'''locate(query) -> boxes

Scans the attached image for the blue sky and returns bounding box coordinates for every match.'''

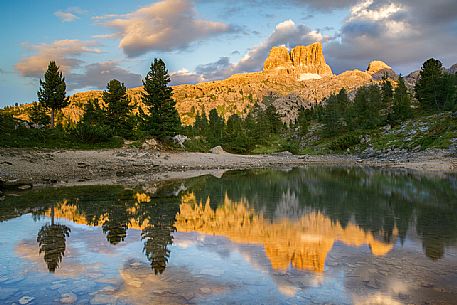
[1,0,457,107]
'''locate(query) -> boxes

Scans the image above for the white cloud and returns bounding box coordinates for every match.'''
[54,7,85,22]
[170,69,205,85]
[348,0,403,22]
[99,0,234,57]
[54,11,79,22]
[16,40,102,78]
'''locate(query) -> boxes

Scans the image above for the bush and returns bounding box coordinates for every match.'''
[184,137,210,152]
[69,123,113,144]
[281,140,300,155]
[329,134,361,152]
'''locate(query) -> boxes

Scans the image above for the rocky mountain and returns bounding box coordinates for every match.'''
[11,42,395,125]
[263,42,333,78]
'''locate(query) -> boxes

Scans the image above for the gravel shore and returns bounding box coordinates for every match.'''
[0,148,456,187]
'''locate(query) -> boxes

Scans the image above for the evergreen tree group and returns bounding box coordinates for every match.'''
[186,102,285,153]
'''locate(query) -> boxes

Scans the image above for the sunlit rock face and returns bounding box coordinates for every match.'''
[263,46,293,71]
[264,42,333,77]
[175,193,396,272]
[367,61,392,75]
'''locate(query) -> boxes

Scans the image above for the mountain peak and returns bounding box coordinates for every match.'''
[263,42,333,77]
[367,60,392,74]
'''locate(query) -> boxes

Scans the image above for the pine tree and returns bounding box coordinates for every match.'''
[415,58,446,112]
[142,59,181,139]
[224,114,250,153]
[265,105,282,134]
[390,75,413,124]
[208,109,224,146]
[102,79,133,136]
[296,106,309,136]
[28,102,50,126]
[37,61,69,127]
[322,89,349,136]
[381,78,394,105]
[352,85,383,130]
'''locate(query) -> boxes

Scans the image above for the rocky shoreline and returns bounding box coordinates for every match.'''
[0,148,456,191]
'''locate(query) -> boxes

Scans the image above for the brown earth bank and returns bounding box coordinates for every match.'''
[0,148,456,189]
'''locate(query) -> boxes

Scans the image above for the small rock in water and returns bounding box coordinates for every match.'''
[60,293,77,304]
[90,294,117,305]
[19,296,34,304]
[18,185,32,190]
[127,279,143,288]
[199,287,211,294]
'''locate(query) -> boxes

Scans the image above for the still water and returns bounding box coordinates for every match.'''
[1,167,457,305]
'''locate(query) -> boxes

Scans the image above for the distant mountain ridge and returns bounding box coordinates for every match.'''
[11,42,401,125]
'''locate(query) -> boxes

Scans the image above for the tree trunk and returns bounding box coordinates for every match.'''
[51,204,55,226]
[51,109,55,128]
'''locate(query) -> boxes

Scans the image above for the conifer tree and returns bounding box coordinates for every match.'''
[265,105,282,134]
[322,89,349,136]
[37,61,69,127]
[381,78,394,106]
[208,109,224,146]
[390,75,413,124]
[28,102,50,126]
[352,85,382,130]
[142,58,181,139]
[103,79,133,136]
[415,58,445,112]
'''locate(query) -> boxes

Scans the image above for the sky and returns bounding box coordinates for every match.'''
[1,0,457,107]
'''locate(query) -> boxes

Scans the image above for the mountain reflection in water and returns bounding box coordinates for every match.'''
[1,167,457,276]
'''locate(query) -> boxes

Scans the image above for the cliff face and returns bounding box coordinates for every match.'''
[263,42,333,77]
[12,42,394,125]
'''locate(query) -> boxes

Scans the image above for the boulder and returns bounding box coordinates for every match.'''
[172,134,189,148]
[210,146,226,154]
[141,138,159,150]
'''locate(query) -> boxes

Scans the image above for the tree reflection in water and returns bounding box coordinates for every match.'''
[139,196,180,274]
[36,203,71,273]
[0,167,452,274]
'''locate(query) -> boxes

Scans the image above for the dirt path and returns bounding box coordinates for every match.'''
[0,148,456,187]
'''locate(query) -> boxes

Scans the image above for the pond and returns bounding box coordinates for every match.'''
[1,167,457,304]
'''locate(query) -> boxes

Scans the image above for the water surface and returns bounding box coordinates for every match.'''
[1,167,457,304]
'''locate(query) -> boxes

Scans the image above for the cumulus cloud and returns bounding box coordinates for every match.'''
[171,19,326,85]
[170,69,205,85]
[326,0,457,73]
[54,7,85,22]
[15,40,101,78]
[68,61,142,90]
[199,0,358,11]
[99,0,234,57]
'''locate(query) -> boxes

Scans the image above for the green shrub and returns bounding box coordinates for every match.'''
[329,134,361,151]
[69,123,113,144]
[184,137,210,152]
